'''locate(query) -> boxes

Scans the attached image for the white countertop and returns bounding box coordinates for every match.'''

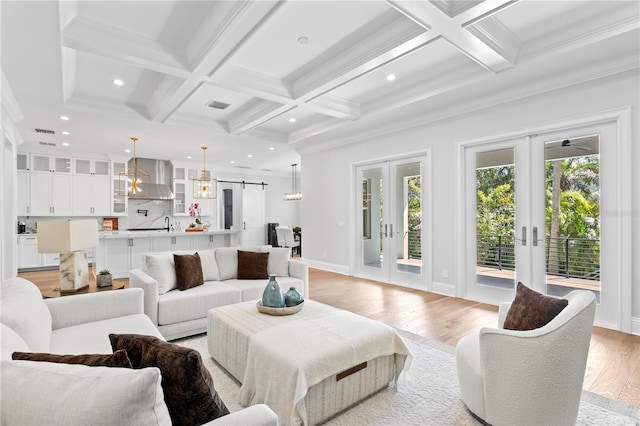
[99,229,240,238]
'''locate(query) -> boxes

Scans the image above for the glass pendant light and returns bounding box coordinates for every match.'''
[193,146,217,199]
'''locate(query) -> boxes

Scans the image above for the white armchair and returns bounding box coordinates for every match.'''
[455,290,596,426]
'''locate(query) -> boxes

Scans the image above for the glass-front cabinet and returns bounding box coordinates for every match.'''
[111,161,127,215]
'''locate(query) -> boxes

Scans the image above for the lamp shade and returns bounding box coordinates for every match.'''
[37,220,99,253]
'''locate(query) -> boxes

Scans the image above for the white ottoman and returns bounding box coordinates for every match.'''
[207,300,411,425]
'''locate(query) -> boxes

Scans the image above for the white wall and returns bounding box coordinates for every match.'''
[300,70,639,327]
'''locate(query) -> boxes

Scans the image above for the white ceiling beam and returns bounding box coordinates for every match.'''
[303,95,361,120]
[291,16,433,99]
[61,16,190,78]
[146,1,282,123]
[388,0,518,72]
[224,99,293,134]
[58,0,78,103]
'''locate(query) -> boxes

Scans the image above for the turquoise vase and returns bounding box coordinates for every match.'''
[284,287,304,307]
[262,275,285,308]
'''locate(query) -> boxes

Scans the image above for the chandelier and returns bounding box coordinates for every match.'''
[284,163,302,201]
[193,146,217,199]
[119,137,149,197]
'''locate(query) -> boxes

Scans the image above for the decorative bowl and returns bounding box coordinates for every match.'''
[256,300,304,316]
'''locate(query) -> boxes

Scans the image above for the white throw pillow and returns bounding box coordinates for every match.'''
[144,253,178,295]
[0,324,29,361]
[0,277,52,352]
[215,247,239,280]
[198,249,220,282]
[261,247,291,277]
[1,361,171,425]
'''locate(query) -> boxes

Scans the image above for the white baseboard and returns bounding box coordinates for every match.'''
[431,280,457,297]
[631,316,640,336]
[305,259,350,276]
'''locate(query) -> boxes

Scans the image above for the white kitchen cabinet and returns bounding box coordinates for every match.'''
[41,253,60,267]
[16,153,29,170]
[74,158,109,176]
[73,175,111,216]
[29,172,73,216]
[96,236,151,279]
[17,235,40,268]
[152,235,192,252]
[17,171,29,216]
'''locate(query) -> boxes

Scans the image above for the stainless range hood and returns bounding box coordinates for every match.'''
[127,158,175,200]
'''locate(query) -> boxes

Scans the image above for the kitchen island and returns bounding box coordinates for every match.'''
[95,229,240,279]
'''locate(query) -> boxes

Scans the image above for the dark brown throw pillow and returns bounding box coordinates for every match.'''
[12,349,133,368]
[109,333,229,426]
[174,252,204,291]
[237,250,269,279]
[503,282,569,331]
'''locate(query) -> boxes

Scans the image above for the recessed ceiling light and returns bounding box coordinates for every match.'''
[230,160,235,164]
[386,74,396,81]
[113,79,124,86]
[289,118,296,123]
[125,149,131,153]
[62,131,69,135]
[247,154,253,158]
[187,156,192,160]
[60,115,69,120]
[297,36,309,44]
[269,147,275,151]
[62,142,70,147]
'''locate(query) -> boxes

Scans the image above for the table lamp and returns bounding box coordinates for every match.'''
[37,219,98,293]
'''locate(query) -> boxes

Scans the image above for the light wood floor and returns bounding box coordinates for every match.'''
[18,267,640,408]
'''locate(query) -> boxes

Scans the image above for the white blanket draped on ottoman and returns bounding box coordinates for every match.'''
[239,310,412,425]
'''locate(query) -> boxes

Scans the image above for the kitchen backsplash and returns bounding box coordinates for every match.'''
[127,199,172,229]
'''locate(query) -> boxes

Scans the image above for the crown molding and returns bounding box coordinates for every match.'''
[295,52,638,156]
[519,12,639,63]
[1,70,24,125]
[465,15,521,65]
[304,94,361,120]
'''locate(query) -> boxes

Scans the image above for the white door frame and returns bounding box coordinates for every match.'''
[351,149,433,291]
[456,107,632,332]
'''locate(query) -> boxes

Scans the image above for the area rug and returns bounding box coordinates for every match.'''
[176,331,639,425]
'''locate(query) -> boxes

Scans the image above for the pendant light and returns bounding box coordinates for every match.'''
[284,163,302,201]
[119,137,150,197]
[193,146,217,199]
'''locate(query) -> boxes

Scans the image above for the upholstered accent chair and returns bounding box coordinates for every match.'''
[455,290,596,426]
[275,226,300,256]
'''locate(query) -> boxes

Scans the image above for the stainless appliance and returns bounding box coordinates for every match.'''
[126,158,175,200]
[17,221,26,234]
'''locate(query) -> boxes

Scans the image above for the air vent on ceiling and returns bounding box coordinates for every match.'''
[34,128,55,135]
[38,141,57,147]
[206,100,230,110]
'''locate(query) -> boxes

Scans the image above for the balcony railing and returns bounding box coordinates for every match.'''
[477,234,600,280]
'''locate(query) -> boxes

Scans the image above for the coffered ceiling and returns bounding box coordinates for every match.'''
[2,1,638,174]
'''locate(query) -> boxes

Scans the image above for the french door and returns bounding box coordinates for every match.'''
[355,154,428,287]
[463,121,623,328]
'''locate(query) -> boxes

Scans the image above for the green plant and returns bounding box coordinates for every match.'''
[98,268,111,275]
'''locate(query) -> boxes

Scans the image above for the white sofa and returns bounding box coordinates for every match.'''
[0,277,278,426]
[129,246,308,340]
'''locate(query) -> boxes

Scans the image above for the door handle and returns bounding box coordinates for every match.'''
[533,227,538,246]
[515,226,527,245]
[384,224,388,238]
[389,224,393,238]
